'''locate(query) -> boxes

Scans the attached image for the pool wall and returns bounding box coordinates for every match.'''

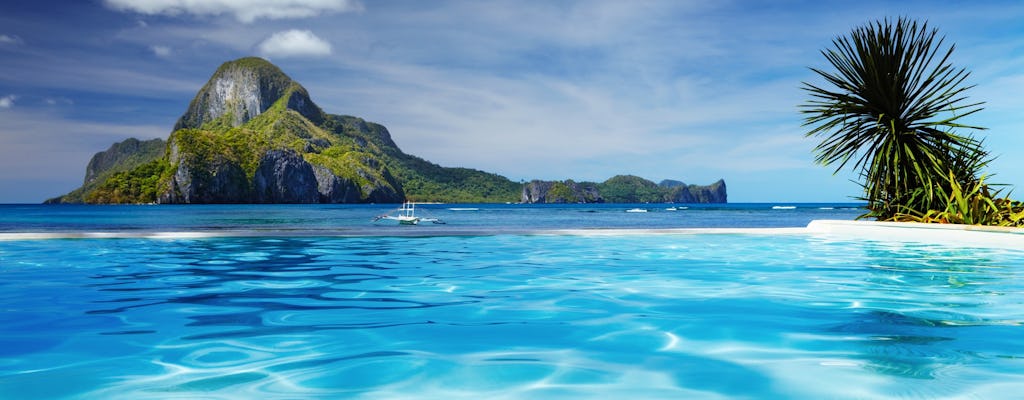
[807,219,1024,249]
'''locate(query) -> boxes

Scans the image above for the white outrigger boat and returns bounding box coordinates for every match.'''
[373,202,445,225]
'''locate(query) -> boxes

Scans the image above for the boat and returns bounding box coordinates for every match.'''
[625,208,648,213]
[373,202,445,225]
[665,207,678,211]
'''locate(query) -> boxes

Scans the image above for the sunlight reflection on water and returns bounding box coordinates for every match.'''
[1,232,1023,399]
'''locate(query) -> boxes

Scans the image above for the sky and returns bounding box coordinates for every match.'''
[1,1,1023,203]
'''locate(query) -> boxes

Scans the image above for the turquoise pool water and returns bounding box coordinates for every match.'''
[2,229,1023,399]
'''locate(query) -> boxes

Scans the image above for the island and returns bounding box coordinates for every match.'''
[47,57,725,204]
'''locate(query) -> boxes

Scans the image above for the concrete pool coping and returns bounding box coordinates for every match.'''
[804,219,1024,249]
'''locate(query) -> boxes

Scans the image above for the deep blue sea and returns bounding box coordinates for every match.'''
[3,203,1024,399]
[0,203,864,234]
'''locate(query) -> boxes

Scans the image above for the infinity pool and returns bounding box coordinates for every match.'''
[2,230,1022,399]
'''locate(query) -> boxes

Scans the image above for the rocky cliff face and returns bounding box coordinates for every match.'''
[253,149,319,203]
[312,164,361,203]
[160,148,249,203]
[663,179,727,203]
[521,180,603,203]
[173,57,323,131]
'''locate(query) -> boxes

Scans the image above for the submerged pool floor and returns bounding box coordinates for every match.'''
[2,232,1023,399]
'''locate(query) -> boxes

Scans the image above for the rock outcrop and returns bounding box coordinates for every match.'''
[522,180,603,203]
[253,149,319,203]
[160,148,249,204]
[662,179,727,203]
[173,57,323,131]
[522,177,727,204]
[688,179,727,203]
[312,164,361,203]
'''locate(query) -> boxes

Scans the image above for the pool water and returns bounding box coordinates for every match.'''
[2,232,1022,399]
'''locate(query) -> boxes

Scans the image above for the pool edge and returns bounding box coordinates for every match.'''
[806,219,1024,249]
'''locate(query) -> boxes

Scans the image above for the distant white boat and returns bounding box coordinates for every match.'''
[448,207,479,211]
[772,205,797,210]
[626,208,648,213]
[665,207,678,211]
[373,202,445,225]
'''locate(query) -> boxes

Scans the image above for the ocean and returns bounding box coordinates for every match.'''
[3,203,1024,399]
[0,203,865,235]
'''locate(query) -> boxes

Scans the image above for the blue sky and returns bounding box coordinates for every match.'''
[1,1,1022,203]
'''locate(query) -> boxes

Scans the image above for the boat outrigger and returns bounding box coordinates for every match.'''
[373,202,446,225]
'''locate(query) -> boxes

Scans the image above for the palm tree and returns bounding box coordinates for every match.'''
[801,17,987,219]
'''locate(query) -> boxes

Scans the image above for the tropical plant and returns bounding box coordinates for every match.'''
[801,17,988,220]
[893,171,1024,226]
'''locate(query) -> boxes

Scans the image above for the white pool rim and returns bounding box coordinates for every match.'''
[804,219,1024,249]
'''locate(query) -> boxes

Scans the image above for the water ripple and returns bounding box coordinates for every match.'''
[3,234,1024,399]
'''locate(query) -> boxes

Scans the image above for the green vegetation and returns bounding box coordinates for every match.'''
[323,114,521,203]
[45,138,166,204]
[387,154,521,203]
[85,158,171,203]
[801,17,1024,226]
[546,181,576,203]
[598,175,665,203]
[524,177,724,204]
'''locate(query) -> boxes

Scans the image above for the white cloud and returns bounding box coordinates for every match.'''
[43,97,73,106]
[103,0,363,23]
[0,95,15,108]
[257,29,332,58]
[0,34,23,45]
[150,45,172,57]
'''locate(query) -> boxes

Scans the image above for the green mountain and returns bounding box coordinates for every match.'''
[48,57,725,204]
[47,57,520,204]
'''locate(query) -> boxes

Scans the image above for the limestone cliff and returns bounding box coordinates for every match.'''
[173,57,323,130]
[521,180,603,203]
[661,179,727,203]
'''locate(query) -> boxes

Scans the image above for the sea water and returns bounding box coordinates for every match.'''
[2,204,1023,399]
[0,203,863,234]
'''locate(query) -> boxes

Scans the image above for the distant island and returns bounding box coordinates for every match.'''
[47,57,725,204]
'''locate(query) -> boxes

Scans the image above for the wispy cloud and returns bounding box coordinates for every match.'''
[0,95,15,108]
[150,45,172,58]
[3,0,1023,202]
[258,29,331,58]
[103,0,363,23]
[0,34,23,45]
